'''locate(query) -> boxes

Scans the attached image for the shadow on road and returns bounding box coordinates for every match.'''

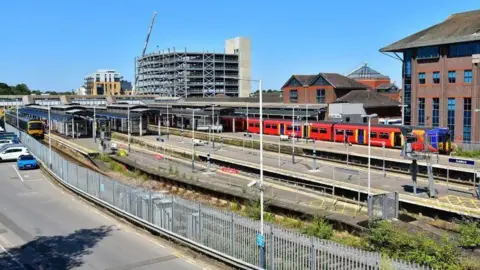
[0,225,114,269]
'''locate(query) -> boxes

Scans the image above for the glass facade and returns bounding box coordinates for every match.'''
[417,46,439,59]
[464,98,471,143]
[418,72,426,84]
[289,90,298,103]
[464,70,472,83]
[312,76,330,86]
[403,50,412,125]
[448,98,455,141]
[449,42,480,57]
[316,89,325,103]
[432,98,439,127]
[433,71,440,84]
[448,71,456,83]
[418,98,425,126]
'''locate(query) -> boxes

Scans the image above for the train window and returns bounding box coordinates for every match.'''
[272,124,277,129]
[294,126,300,131]
[320,128,327,134]
[370,132,377,138]
[255,123,260,127]
[286,126,293,131]
[311,127,319,133]
[249,123,254,127]
[265,124,271,128]
[335,129,344,135]
[346,130,354,136]
[379,132,389,139]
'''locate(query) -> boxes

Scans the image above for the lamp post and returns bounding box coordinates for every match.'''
[48,105,52,168]
[93,106,96,143]
[398,105,408,126]
[127,106,131,153]
[186,109,199,172]
[166,105,169,140]
[362,113,378,196]
[287,106,299,164]
[246,102,249,135]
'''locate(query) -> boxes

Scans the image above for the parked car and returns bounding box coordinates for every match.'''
[0,143,23,152]
[17,155,38,170]
[0,139,13,148]
[0,146,29,162]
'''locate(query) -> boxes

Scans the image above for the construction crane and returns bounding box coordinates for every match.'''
[133,11,157,95]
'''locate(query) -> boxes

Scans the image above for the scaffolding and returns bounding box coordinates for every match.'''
[136,49,239,97]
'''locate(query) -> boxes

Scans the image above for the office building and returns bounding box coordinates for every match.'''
[84,70,122,96]
[135,37,251,98]
[381,9,480,143]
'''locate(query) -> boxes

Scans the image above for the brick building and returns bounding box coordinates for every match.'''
[381,9,480,143]
[281,73,368,104]
[346,63,401,102]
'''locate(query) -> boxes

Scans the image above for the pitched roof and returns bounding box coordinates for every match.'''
[380,9,480,52]
[319,73,369,89]
[376,83,399,91]
[346,63,390,80]
[335,90,400,108]
[293,75,317,85]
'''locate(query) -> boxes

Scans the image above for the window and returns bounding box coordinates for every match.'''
[379,133,389,139]
[448,71,456,83]
[319,128,327,134]
[432,98,439,127]
[345,130,354,136]
[289,90,298,103]
[433,72,440,84]
[370,132,377,138]
[449,42,480,57]
[418,73,425,84]
[272,124,277,129]
[336,129,344,135]
[346,117,350,122]
[417,46,439,59]
[249,123,254,127]
[316,89,325,103]
[464,98,472,143]
[312,76,330,86]
[448,98,455,140]
[265,124,271,128]
[311,127,319,133]
[286,126,292,131]
[403,51,412,125]
[418,98,425,126]
[464,70,472,83]
[255,123,260,128]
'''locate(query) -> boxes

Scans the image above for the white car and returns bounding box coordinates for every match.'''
[0,146,29,162]
[0,139,13,148]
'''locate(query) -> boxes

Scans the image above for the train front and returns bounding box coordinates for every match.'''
[28,121,45,139]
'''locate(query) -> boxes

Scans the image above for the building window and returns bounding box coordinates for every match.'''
[418,73,425,84]
[432,98,439,127]
[289,90,298,103]
[403,50,412,125]
[449,42,480,57]
[433,72,440,84]
[448,71,456,83]
[448,98,455,141]
[316,89,325,103]
[418,98,425,126]
[464,70,472,83]
[417,46,439,59]
[464,98,472,143]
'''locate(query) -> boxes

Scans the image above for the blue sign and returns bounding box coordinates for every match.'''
[448,158,475,166]
[100,184,105,192]
[256,233,264,248]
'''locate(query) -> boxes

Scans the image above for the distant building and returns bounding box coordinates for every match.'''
[120,80,132,95]
[135,37,251,98]
[281,73,369,104]
[346,63,401,102]
[84,69,122,96]
[380,9,480,143]
[76,87,86,95]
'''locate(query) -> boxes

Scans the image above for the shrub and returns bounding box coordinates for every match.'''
[459,222,480,248]
[303,216,333,239]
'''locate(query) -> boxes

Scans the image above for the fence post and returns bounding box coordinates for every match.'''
[198,203,202,244]
[230,211,235,256]
[310,236,316,270]
[270,225,274,270]
[171,195,175,233]
[112,180,116,206]
[86,170,89,194]
[148,191,152,223]
[76,165,79,187]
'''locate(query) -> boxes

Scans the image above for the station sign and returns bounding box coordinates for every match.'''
[448,158,475,166]
[221,167,239,174]
[256,233,264,248]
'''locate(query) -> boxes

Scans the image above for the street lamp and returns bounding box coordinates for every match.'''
[398,105,408,126]
[48,105,52,168]
[287,105,299,164]
[186,108,200,172]
[361,113,378,196]
[127,106,131,153]
[93,106,97,143]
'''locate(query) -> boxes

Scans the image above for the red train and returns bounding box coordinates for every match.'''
[220,116,452,154]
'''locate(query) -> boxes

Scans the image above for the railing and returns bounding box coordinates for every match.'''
[8,124,430,270]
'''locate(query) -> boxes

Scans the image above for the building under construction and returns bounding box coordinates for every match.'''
[135,37,251,98]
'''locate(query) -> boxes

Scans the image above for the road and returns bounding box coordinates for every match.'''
[0,162,223,269]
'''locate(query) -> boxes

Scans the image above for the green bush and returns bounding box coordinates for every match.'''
[459,222,480,248]
[303,216,333,239]
[452,146,480,158]
[367,221,460,270]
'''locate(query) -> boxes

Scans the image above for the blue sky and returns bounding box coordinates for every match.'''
[1,0,479,92]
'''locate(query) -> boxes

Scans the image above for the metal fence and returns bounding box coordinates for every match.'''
[11,125,429,270]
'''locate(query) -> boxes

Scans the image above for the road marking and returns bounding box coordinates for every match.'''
[11,165,24,182]
[172,251,184,258]
[187,258,196,264]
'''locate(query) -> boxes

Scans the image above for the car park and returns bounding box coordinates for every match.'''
[17,154,38,170]
[0,146,29,162]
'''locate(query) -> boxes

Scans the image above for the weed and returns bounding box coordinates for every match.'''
[302,216,333,240]
[459,221,480,248]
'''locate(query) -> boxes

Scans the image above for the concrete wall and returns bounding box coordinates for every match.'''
[225,37,251,97]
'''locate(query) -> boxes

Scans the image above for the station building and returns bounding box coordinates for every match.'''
[381,9,480,143]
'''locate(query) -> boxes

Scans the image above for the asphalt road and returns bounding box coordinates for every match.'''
[0,162,221,270]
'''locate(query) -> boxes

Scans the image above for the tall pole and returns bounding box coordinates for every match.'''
[48,105,51,168]
[258,79,265,269]
[212,105,215,148]
[191,110,195,172]
[246,103,249,134]
[127,107,131,153]
[166,105,169,140]
[16,102,19,129]
[367,117,371,195]
[3,106,6,128]
[93,106,96,142]
[292,107,295,164]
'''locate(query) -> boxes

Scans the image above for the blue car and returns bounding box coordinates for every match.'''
[17,155,39,170]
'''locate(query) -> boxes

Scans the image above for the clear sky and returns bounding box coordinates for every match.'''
[1,0,479,92]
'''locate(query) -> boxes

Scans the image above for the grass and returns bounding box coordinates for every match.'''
[452,146,480,158]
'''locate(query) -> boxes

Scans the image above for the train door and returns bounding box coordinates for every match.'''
[280,123,285,135]
[358,129,364,144]
[394,132,402,147]
[303,125,309,138]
